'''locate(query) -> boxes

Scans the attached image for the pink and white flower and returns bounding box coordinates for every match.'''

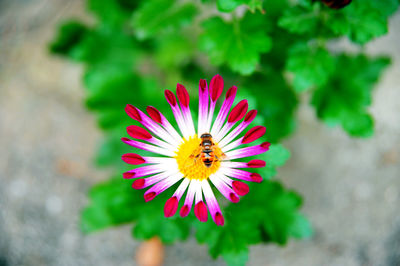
[121,75,270,226]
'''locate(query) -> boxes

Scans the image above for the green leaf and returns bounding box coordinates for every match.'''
[154,32,195,69]
[223,249,249,266]
[243,72,298,142]
[286,43,335,92]
[199,13,272,75]
[196,181,311,261]
[278,0,399,44]
[217,0,263,12]
[132,0,197,40]
[82,177,191,243]
[258,144,291,179]
[81,177,140,233]
[133,210,191,244]
[311,54,390,137]
[327,0,399,44]
[72,29,139,67]
[278,0,320,35]
[87,0,138,27]
[48,20,89,60]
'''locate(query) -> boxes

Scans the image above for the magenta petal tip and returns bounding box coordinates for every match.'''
[229,193,240,203]
[123,172,135,179]
[125,104,142,121]
[242,126,266,144]
[261,142,271,150]
[215,212,225,226]
[146,106,162,124]
[132,178,145,189]
[199,79,207,92]
[250,173,263,183]
[127,125,152,140]
[244,109,257,123]
[164,90,177,106]
[121,153,146,165]
[210,74,224,102]
[225,86,237,100]
[247,159,266,168]
[144,191,156,202]
[232,181,249,196]
[164,196,179,217]
[194,201,208,222]
[228,100,248,123]
[180,205,190,217]
[176,83,189,108]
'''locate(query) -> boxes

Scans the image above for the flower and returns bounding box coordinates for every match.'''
[121,75,270,226]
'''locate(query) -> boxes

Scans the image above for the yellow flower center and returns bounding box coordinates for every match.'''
[175,135,223,181]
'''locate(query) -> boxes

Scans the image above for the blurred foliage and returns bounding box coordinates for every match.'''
[49,0,397,264]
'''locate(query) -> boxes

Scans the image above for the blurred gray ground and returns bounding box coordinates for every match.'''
[0,0,399,265]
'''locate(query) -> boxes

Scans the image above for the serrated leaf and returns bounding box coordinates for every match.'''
[132,0,197,40]
[278,0,399,44]
[286,43,335,92]
[311,54,390,137]
[199,13,272,75]
[327,0,399,44]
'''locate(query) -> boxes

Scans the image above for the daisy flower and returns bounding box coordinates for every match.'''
[121,75,270,226]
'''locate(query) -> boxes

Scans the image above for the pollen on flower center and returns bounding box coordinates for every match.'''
[175,134,223,181]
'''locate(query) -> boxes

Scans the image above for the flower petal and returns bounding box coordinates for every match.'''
[224,142,270,160]
[210,86,237,136]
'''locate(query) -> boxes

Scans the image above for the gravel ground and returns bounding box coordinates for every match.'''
[0,1,399,266]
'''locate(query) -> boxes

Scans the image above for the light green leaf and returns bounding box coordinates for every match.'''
[278,0,320,35]
[217,0,263,12]
[154,32,195,68]
[132,0,197,40]
[286,43,335,92]
[199,13,272,75]
[87,0,138,27]
[223,249,249,266]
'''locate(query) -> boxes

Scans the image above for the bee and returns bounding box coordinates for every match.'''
[191,133,225,168]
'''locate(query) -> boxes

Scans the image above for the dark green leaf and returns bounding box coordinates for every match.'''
[243,72,298,142]
[49,20,88,60]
